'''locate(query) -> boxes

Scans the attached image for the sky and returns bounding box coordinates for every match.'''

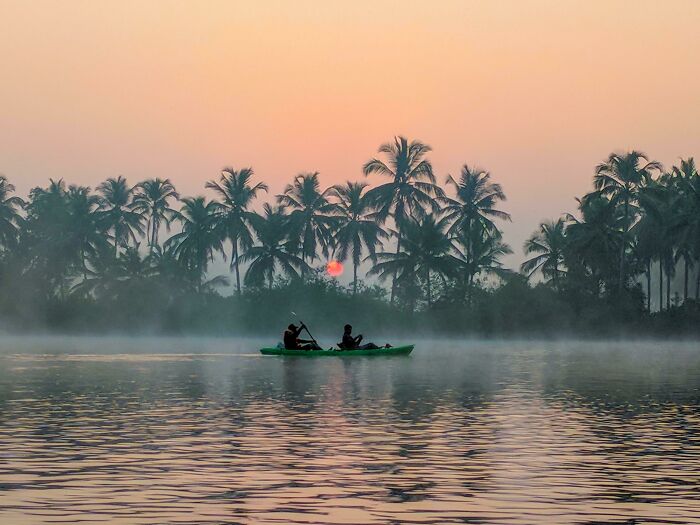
[1,0,699,269]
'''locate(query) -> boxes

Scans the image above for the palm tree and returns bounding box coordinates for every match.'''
[659,174,679,310]
[453,227,510,305]
[167,197,226,291]
[65,185,108,280]
[634,208,660,312]
[566,192,623,296]
[26,181,105,287]
[473,231,512,275]
[148,243,194,294]
[637,172,678,311]
[0,175,25,250]
[442,165,510,234]
[277,173,337,279]
[25,178,67,228]
[521,219,567,289]
[242,204,307,289]
[363,136,443,302]
[206,167,268,294]
[672,158,700,301]
[73,244,150,298]
[96,176,144,257]
[369,216,460,308]
[132,178,180,251]
[24,179,75,297]
[329,181,388,294]
[594,151,662,291]
[442,165,511,297]
[462,229,513,292]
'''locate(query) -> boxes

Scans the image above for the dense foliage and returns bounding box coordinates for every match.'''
[0,139,698,337]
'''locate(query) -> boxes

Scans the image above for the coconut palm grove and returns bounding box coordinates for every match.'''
[1,137,698,336]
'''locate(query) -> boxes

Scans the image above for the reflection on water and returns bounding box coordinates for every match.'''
[1,337,699,524]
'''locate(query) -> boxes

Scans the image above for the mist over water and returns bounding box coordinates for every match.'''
[1,337,699,524]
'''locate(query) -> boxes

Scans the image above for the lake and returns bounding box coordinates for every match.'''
[1,337,699,524]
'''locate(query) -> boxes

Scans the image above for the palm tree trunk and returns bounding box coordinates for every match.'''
[152,209,162,250]
[151,215,158,250]
[114,223,120,259]
[353,261,358,295]
[659,260,663,312]
[696,260,700,300]
[146,218,152,249]
[464,219,473,303]
[684,256,689,303]
[619,197,628,292]
[467,272,472,306]
[666,259,671,310]
[150,215,155,248]
[390,233,401,304]
[467,270,475,306]
[646,260,651,312]
[233,242,241,295]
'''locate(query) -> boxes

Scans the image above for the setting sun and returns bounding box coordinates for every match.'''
[326,260,344,277]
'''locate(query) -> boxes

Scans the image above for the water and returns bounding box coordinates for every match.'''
[1,337,699,524]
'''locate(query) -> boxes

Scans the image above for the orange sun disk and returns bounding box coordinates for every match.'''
[326,260,344,277]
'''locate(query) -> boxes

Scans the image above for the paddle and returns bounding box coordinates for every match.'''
[290,311,319,347]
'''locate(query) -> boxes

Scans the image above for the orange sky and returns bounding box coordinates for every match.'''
[1,0,699,265]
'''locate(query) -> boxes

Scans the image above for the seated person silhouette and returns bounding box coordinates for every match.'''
[283,323,319,350]
[338,324,385,350]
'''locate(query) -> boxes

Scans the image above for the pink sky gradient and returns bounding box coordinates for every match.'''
[1,0,699,266]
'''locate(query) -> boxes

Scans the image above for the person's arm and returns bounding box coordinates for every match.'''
[294,325,305,337]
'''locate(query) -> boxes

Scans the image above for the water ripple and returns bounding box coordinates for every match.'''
[0,339,699,524]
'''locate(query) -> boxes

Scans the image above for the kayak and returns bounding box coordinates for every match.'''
[259,344,414,357]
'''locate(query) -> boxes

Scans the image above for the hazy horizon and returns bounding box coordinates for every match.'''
[1,0,700,269]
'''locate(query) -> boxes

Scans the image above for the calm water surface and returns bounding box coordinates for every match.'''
[1,337,699,524]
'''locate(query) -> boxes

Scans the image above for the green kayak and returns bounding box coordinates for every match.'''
[260,344,414,357]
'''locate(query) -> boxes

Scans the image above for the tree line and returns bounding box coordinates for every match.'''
[524,153,700,312]
[0,137,698,335]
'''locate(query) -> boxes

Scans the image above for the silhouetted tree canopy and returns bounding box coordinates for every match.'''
[0,140,698,336]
